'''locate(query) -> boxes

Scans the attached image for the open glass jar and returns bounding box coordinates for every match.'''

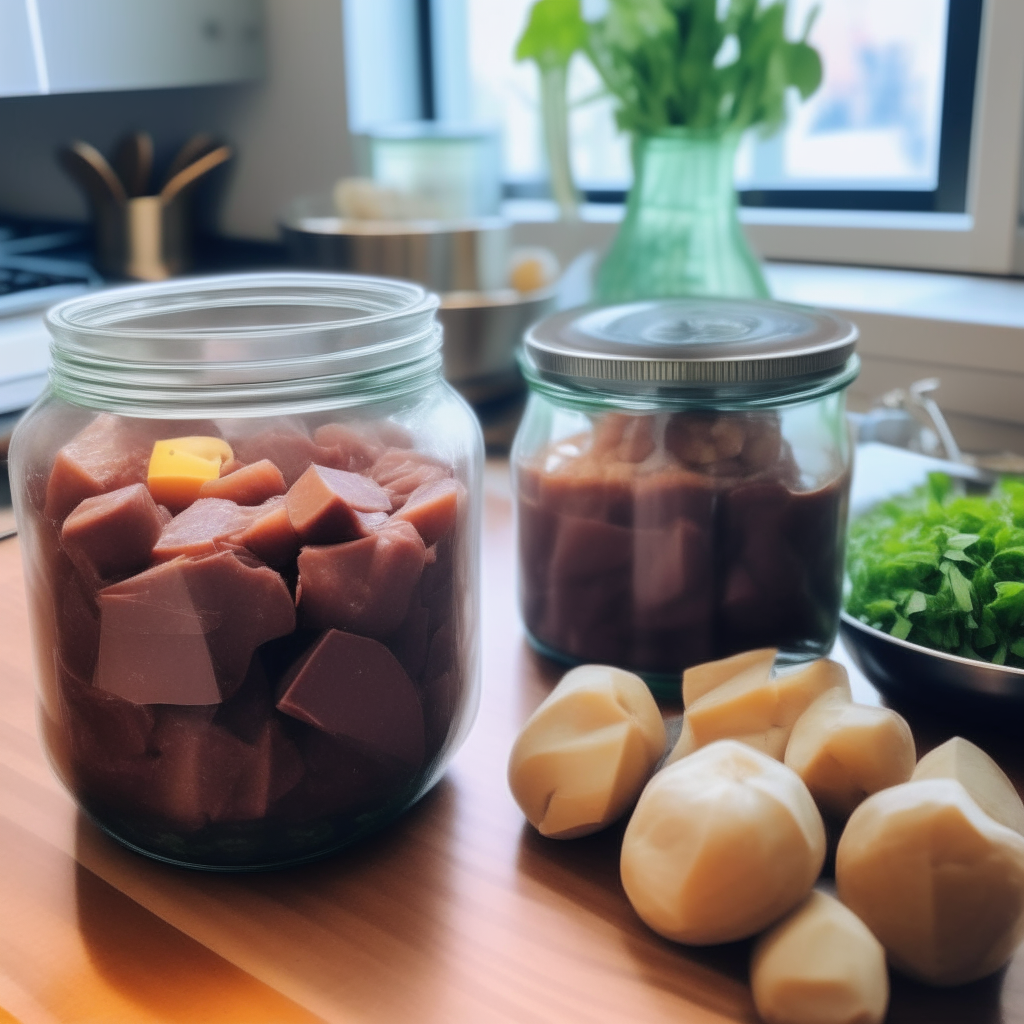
[9,272,482,869]
[512,298,858,698]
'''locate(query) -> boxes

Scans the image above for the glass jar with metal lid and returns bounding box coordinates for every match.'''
[9,272,482,869]
[511,297,858,697]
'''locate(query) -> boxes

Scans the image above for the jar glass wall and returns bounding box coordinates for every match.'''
[10,273,483,870]
[511,298,857,698]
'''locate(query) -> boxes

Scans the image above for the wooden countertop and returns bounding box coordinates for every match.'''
[0,460,1021,1024]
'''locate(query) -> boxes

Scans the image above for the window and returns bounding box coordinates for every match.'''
[344,0,1024,274]
[461,0,981,213]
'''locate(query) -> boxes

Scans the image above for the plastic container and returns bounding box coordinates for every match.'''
[512,297,858,698]
[369,122,502,220]
[9,272,483,869]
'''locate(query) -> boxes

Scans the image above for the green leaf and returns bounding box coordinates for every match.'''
[990,547,1024,579]
[515,0,588,70]
[942,548,976,564]
[846,473,1024,664]
[928,472,953,504]
[784,41,822,98]
[946,533,981,550]
[989,580,1024,629]
[890,615,913,640]
[577,0,822,132]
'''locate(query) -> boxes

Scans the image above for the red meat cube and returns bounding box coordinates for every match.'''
[152,498,258,561]
[312,423,383,473]
[297,519,426,637]
[44,414,155,522]
[234,496,300,568]
[285,464,391,545]
[370,449,451,509]
[394,478,463,546]
[95,551,295,704]
[227,424,323,487]
[61,483,166,581]
[198,459,287,505]
[277,629,425,770]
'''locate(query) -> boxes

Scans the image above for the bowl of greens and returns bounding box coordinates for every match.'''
[841,472,1024,707]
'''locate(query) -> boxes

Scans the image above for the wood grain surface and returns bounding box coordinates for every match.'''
[0,459,1020,1024]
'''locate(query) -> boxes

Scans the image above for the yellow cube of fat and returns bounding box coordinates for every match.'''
[147,436,234,511]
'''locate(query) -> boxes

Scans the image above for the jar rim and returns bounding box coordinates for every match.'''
[45,271,444,416]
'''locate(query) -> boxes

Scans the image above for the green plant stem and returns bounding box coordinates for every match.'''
[539,64,580,222]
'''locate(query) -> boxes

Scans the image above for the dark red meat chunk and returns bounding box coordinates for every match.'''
[277,629,425,770]
[61,483,166,581]
[285,464,391,545]
[297,519,426,637]
[198,459,287,505]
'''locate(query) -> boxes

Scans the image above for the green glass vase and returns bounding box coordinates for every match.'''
[596,129,770,302]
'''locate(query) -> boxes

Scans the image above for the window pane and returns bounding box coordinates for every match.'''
[735,0,949,191]
[464,0,950,195]
[465,0,630,190]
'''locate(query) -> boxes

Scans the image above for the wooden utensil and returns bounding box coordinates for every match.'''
[111,131,154,198]
[58,140,127,208]
[163,132,218,188]
[160,145,232,205]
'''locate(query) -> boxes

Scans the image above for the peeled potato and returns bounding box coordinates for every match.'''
[682,647,776,707]
[751,891,889,1024]
[784,691,916,818]
[508,664,666,839]
[836,778,1024,985]
[665,713,788,768]
[668,658,850,764]
[912,736,1024,837]
[620,740,825,945]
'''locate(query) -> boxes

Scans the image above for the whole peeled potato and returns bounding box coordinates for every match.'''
[784,692,916,819]
[508,664,666,839]
[751,890,888,1024]
[621,740,825,945]
[836,778,1024,985]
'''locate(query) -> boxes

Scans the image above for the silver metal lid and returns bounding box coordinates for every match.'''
[523,298,857,389]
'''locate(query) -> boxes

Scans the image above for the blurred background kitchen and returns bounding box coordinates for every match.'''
[0,0,1022,465]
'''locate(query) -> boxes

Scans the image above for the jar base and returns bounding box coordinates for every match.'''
[524,630,834,703]
[79,774,442,872]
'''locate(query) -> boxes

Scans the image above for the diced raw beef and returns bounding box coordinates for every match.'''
[233,496,300,568]
[285,464,391,545]
[277,629,425,770]
[370,449,451,509]
[152,498,258,561]
[45,414,154,522]
[198,459,287,505]
[312,423,383,473]
[61,483,166,581]
[297,520,426,637]
[394,478,463,546]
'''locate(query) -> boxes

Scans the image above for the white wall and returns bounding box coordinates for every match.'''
[0,0,356,241]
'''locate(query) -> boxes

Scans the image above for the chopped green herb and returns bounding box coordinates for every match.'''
[845,473,1024,666]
